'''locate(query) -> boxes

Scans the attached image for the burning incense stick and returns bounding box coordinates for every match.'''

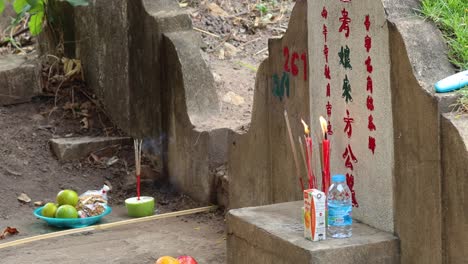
[134,139,143,200]
[284,110,305,192]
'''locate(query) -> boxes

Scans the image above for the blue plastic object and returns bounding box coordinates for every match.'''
[34,205,112,228]
[435,70,468,93]
[332,174,346,182]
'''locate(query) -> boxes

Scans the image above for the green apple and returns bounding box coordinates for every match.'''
[125,196,155,217]
[42,202,58,218]
[55,205,78,218]
[56,189,79,206]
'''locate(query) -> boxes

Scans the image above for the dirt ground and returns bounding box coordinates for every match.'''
[0,0,294,263]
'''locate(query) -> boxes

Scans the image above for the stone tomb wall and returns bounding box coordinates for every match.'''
[308,0,394,232]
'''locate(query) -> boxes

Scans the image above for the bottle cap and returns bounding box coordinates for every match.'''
[332,174,346,182]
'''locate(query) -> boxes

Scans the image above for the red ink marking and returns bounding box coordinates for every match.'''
[283,46,290,72]
[339,8,351,38]
[291,52,299,76]
[368,115,376,131]
[365,35,372,52]
[301,52,308,81]
[367,76,373,93]
[323,44,329,63]
[326,83,331,97]
[343,144,358,170]
[346,173,358,207]
[364,15,371,31]
[321,7,328,19]
[369,136,376,154]
[323,24,328,42]
[327,121,334,135]
[324,64,331,79]
[343,109,354,138]
[326,101,332,117]
[341,0,352,2]
[365,56,373,73]
[367,96,375,111]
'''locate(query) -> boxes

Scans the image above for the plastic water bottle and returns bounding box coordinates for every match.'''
[327,174,352,238]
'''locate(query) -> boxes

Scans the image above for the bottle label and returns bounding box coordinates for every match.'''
[328,204,352,227]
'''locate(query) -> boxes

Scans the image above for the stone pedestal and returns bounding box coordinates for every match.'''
[227,201,399,264]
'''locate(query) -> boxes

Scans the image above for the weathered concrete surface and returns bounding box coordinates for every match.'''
[227,201,399,264]
[308,0,394,233]
[0,55,41,105]
[441,114,468,264]
[50,137,131,161]
[229,0,309,209]
[389,21,443,264]
[72,0,222,203]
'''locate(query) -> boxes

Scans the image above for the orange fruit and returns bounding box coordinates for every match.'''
[55,205,78,218]
[155,256,180,264]
[57,189,79,206]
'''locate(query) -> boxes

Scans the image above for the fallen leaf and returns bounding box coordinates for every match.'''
[0,227,19,240]
[207,3,228,17]
[17,193,31,203]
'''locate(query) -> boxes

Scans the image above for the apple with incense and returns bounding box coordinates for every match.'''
[125,196,155,217]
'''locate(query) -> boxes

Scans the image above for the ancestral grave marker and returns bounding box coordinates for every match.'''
[308,0,394,232]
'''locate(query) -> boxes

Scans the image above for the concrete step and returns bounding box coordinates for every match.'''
[227,201,399,264]
[0,55,41,105]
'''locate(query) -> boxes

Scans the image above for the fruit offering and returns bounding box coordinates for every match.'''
[56,190,79,206]
[55,205,78,218]
[177,256,198,264]
[155,256,180,264]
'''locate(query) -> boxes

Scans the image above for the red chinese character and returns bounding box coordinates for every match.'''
[365,35,372,52]
[365,56,373,73]
[321,7,328,19]
[346,173,358,207]
[323,44,329,63]
[326,83,331,97]
[367,76,373,93]
[346,173,354,189]
[342,144,358,170]
[364,15,371,31]
[367,96,375,111]
[343,110,354,138]
[324,64,331,79]
[327,121,334,135]
[326,101,332,117]
[339,8,351,38]
[368,115,376,131]
[369,136,376,154]
[323,24,328,42]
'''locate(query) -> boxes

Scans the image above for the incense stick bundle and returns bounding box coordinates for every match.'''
[284,110,305,191]
[134,139,143,200]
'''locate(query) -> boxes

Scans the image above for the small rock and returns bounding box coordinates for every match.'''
[222,91,245,106]
[216,170,225,177]
[212,72,222,84]
[218,48,225,60]
[224,43,238,58]
[18,193,31,203]
[30,114,44,122]
[34,201,44,206]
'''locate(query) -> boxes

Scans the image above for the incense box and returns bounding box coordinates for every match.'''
[303,189,326,241]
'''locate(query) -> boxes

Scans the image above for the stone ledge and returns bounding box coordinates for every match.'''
[0,55,41,106]
[227,201,399,264]
[50,137,132,161]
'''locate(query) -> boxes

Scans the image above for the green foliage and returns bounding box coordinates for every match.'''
[256,3,268,16]
[455,87,468,113]
[420,0,468,70]
[0,0,89,36]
